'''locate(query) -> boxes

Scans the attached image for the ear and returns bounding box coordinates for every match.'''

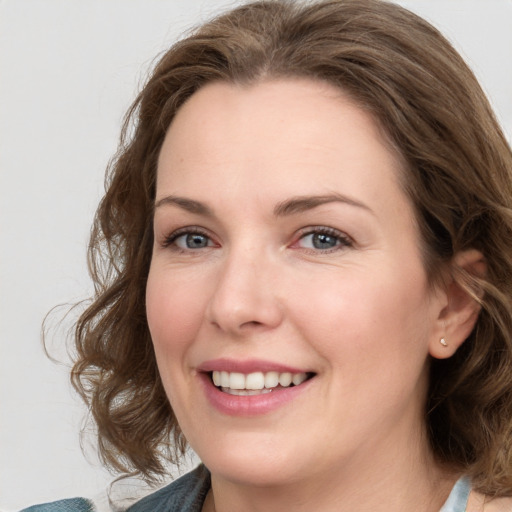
[429,249,486,359]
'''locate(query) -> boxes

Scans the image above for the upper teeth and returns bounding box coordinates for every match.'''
[212,371,308,390]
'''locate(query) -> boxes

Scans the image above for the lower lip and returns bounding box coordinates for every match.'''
[198,373,313,417]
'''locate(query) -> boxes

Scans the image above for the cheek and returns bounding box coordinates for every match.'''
[288,265,433,366]
[145,268,206,363]
[291,270,432,423]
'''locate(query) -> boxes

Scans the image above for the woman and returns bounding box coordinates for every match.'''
[24,0,512,510]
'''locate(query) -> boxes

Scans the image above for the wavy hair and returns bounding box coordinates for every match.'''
[70,0,512,494]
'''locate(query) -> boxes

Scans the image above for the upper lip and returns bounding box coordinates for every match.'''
[197,358,312,374]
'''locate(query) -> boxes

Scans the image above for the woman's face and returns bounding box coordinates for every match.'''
[146,79,445,486]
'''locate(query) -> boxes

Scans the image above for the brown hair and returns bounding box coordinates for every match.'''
[71,0,512,495]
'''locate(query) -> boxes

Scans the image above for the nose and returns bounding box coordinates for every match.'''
[205,245,284,335]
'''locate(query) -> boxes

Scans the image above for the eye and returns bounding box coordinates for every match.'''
[176,233,211,249]
[162,228,216,251]
[295,227,352,252]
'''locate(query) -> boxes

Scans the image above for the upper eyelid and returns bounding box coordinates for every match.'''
[167,226,209,236]
[296,226,352,240]
[165,226,206,237]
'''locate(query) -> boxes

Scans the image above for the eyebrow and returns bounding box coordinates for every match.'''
[154,193,373,217]
[154,196,214,217]
[273,193,374,217]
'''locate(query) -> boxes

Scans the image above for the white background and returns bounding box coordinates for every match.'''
[1,1,511,510]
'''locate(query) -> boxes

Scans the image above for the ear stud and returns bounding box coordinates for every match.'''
[440,337,448,347]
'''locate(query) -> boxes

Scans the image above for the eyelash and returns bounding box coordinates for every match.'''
[294,226,353,253]
[160,226,353,253]
[161,227,214,252]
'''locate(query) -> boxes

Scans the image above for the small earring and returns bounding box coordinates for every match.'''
[440,337,448,347]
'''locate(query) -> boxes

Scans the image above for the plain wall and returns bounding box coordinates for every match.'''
[1,1,511,510]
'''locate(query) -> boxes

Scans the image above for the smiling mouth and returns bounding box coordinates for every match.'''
[210,370,315,396]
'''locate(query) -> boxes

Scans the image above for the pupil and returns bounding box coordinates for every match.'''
[187,234,208,248]
[313,233,337,249]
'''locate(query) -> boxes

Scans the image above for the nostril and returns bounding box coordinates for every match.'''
[239,320,264,329]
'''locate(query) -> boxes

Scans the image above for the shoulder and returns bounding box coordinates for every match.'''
[126,465,211,512]
[20,497,95,512]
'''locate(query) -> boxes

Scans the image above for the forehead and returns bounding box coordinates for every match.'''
[156,78,407,216]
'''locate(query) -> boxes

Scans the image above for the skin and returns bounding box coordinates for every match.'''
[467,493,512,512]
[146,78,482,512]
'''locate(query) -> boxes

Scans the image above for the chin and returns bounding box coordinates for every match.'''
[195,432,314,487]
[205,456,306,488]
